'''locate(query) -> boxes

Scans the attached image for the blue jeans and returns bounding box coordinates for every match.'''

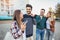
[46,29,54,40]
[36,29,45,40]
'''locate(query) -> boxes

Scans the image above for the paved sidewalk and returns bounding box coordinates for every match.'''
[0,20,60,40]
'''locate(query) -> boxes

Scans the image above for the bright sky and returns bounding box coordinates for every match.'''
[29,0,60,15]
[2,0,59,15]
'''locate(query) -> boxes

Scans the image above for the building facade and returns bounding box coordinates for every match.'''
[0,0,29,16]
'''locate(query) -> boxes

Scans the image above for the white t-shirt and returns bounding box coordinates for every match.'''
[46,18,51,29]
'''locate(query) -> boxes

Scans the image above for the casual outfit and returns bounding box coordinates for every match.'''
[10,21,26,40]
[34,15,47,40]
[46,17,55,40]
[23,14,36,40]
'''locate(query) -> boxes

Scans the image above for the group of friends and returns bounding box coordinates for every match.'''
[10,4,55,40]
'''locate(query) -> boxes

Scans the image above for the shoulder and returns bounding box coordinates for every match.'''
[23,14,28,18]
[43,16,47,21]
[11,21,17,27]
[23,14,28,16]
[12,21,16,24]
[23,14,27,16]
[50,17,55,21]
[10,21,19,30]
[35,15,39,18]
[43,16,46,18]
[43,16,47,19]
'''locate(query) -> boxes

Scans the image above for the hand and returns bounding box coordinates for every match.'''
[31,14,36,17]
[21,23,26,31]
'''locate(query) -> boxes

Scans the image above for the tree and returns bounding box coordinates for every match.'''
[55,3,60,17]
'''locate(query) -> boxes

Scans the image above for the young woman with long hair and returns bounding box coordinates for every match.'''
[10,10,26,40]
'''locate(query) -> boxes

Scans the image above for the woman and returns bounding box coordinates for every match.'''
[10,10,26,40]
[46,11,55,40]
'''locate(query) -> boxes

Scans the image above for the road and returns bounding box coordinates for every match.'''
[0,20,60,40]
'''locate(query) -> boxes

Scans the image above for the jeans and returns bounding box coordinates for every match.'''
[46,29,54,40]
[36,29,45,40]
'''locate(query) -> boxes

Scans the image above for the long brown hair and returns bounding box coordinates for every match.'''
[13,10,22,28]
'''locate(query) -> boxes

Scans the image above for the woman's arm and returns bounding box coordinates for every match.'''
[50,19,55,26]
[50,19,55,32]
[10,22,23,39]
[20,23,26,32]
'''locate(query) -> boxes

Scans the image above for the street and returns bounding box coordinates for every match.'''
[0,20,60,40]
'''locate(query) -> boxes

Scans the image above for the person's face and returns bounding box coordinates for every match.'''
[26,7,32,14]
[47,13,51,17]
[20,12,23,19]
[40,10,45,16]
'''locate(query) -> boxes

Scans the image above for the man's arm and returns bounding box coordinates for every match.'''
[44,17,47,29]
[31,14,37,25]
[32,18,36,25]
[32,14,37,25]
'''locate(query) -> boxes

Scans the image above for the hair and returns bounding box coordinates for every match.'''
[48,11,52,15]
[13,10,21,27]
[26,4,32,10]
[41,9,45,12]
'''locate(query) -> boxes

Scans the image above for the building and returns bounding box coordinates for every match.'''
[0,0,29,16]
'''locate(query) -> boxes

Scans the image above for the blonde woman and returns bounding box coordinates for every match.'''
[46,11,55,40]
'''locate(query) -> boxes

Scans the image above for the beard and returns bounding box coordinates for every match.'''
[27,11,31,14]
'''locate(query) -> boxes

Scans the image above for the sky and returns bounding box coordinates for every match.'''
[0,0,60,15]
[29,0,60,15]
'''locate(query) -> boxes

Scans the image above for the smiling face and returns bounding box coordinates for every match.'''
[26,4,32,14]
[40,9,45,16]
[47,12,51,17]
[20,12,23,20]
[14,10,23,27]
[26,7,32,14]
[40,10,45,16]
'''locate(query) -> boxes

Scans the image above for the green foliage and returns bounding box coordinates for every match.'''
[55,3,60,17]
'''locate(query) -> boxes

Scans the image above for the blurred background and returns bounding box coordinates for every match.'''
[0,0,60,40]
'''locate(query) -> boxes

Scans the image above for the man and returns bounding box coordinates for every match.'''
[23,4,36,40]
[34,9,47,40]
